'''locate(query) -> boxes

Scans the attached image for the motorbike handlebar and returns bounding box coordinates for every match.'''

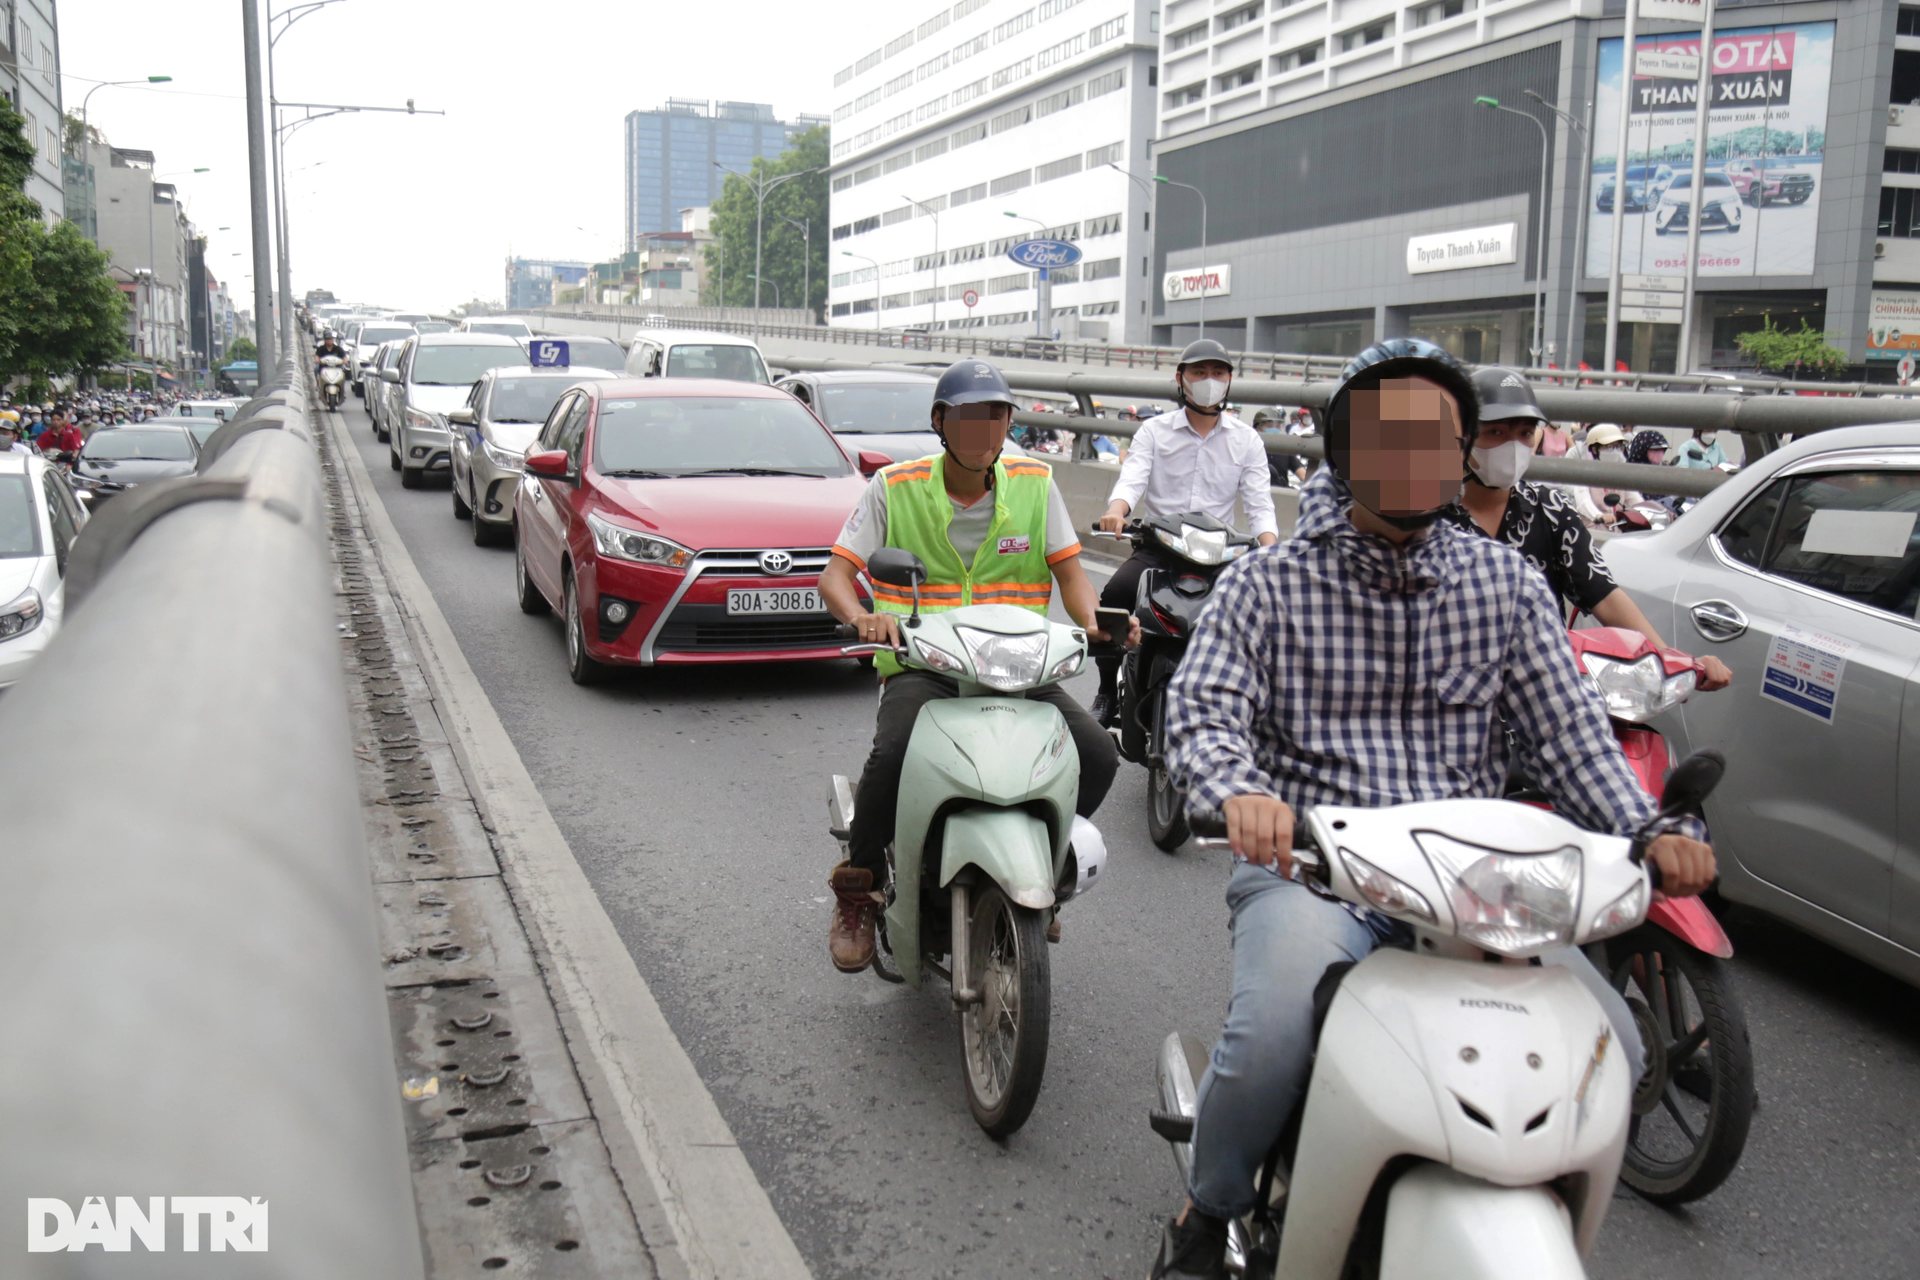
[1187,809,1325,871]
[834,623,858,640]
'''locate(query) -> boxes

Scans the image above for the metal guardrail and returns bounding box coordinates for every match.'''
[0,360,424,1276]
[529,306,1913,397]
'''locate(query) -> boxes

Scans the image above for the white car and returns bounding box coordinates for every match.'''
[621,328,770,383]
[349,322,418,396]
[0,451,87,690]
[458,317,535,341]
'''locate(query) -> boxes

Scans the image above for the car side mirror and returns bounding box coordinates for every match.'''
[857,450,890,476]
[381,369,401,383]
[867,547,927,588]
[448,407,475,425]
[523,449,570,479]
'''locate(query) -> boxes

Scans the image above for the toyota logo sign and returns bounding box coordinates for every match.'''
[758,550,794,576]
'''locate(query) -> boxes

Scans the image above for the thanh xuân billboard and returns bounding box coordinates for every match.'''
[1586,21,1834,280]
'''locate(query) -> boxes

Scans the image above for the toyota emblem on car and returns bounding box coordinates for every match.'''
[758,550,794,576]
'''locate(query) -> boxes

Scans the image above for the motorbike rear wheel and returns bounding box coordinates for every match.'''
[1606,924,1753,1203]
[958,884,1050,1138]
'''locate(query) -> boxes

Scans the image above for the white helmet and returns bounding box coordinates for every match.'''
[1063,815,1108,902]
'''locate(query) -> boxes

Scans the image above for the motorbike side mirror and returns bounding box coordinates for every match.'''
[1604,493,1622,508]
[1659,748,1724,821]
[866,547,928,629]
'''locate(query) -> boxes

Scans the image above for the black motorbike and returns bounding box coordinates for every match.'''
[1091,513,1257,850]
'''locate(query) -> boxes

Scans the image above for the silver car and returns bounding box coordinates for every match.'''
[381,332,525,489]
[447,365,615,546]
[349,322,417,397]
[1603,423,1920,985]
[366,340,407,442]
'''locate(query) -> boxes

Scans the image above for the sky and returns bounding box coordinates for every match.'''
[60,0,902,313]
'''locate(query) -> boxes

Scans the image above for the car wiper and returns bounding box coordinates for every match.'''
[491,418,539,424]
[675,468,822,478]
[600,468,670,478]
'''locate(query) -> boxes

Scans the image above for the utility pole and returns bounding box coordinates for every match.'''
[1603,0,1642,374]
[241,0,276,375]
[1474,97,1552,364]
[1676,0,1718,374]
[781,215,812,322]
[714,162,821,339]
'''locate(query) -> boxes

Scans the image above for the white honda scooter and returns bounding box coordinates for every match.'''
[1153,753,1724,1279]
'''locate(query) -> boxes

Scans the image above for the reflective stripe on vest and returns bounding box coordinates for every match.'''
[872,452,1055,677]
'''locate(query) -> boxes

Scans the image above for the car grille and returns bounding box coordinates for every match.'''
[691,547,834,577]
[654,603,840,652]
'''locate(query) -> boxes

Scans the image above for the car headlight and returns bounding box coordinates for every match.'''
[1339,848,1436,923]
[1031,717,1070,785]
[1154,523,1246,567]
[0,587,43,641]
[1580,652,1690,722]
[915,636,966,674]
[954,626,1049,692]
[481,439,524,470]
[405,408,445,432]
[586,511,691,568]
[1416,832,1581,957]
[1588,877,1648,942]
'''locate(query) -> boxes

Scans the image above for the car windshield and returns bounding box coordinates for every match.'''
[1668,173,1732,190]
[0,474,40,558]
[664,344,769,383]
[489,377,589,424]
[186,420,222,447]
[415,321,453,333]
[594,396,851,477]
[1624,166,1662,181]
[467,322,531,338]
[358,326,414,346]
[550,338,626,371]
[816,382,937,432]
[81,428,196,461]
[412,344,523,385]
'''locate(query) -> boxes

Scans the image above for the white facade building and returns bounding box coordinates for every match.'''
[826,0,1161,343]
[2,0,67,221]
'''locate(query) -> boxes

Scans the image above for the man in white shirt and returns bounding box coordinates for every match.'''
[1091,338,1279,724]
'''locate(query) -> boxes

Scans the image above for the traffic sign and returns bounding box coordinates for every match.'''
[1900,354,1916,386]
[1621,290,1686,309]
[1621,305,1685,326]
[1622,275,1684,293]
[527,338,571,369]
[1005,238,1082,269]
[962,289,979,309]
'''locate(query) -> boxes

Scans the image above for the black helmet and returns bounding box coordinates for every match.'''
[1324,338,1480,466]
[1175,337,1234,372]
[932,359,1019,412]
[1471,365,1546,425]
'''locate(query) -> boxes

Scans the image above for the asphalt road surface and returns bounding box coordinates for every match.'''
[337,398,1918,1279]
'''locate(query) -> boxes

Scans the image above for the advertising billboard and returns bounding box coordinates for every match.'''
[1586,21,1834,281]
[1868,290,1920,359]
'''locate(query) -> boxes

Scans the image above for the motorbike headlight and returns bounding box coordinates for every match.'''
[954,626,1049,692]
[586,511,691,568]
[915,636,966,674]
[1031,717,1070,785]
[0,587,43,641]
[1416,832,1581,957]
[481,439,524,471]
[1580,652,1674,722]
[1154,523,1244,566]
[1339,848,1436,923]
[405,408,445,432]
[1588,877,1649,942]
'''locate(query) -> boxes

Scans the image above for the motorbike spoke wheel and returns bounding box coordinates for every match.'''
[957,884,1050,1138]
[1607,924,1754,1203]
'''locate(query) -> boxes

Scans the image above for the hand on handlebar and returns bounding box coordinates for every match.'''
[1225,793,1296,876]
[1646,833,1716,898]
[846,610,902,649]
[1097,512,1128,534]
[1696,655,1733,692]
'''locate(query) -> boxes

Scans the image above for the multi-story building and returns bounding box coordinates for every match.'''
[623,100,825,248]
[1,0,66,221]
[825,0,1160,342]
[1150,0,1912,376]
[86,142,193,366]
[505,258,591,310]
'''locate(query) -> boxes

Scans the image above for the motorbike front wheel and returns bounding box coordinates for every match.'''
[1146,689,1189,852]
[1606,924,1754,1203]
[958,883,1050,1138]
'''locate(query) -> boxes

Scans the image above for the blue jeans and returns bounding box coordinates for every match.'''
[1187,863,1644,1220]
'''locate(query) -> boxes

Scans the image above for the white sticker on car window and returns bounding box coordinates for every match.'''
[1759,623,1857,724]
[1799,509,1917,559]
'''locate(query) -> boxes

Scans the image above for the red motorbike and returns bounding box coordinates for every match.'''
[1513,627,1754,1203]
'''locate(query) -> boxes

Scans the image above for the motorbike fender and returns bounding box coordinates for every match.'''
[1646,896,1734,958]
[1378,1164,1584,1280]
[887,698,1077,986]
[937,807,1057,909]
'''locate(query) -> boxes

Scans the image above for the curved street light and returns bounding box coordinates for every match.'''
[840,250,881,332]
[1475,96,1552,363]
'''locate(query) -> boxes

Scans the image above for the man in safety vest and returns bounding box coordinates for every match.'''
[818,358,1131,972]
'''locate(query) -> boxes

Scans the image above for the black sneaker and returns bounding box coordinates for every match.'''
[1091,688,1117,729]
[1148,1210,1228,1279]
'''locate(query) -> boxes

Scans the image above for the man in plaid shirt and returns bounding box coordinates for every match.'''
[1149,340,1718,1280]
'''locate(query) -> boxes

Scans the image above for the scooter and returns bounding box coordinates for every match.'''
[1153,752,1726,1279]
[1088,514,1256,850]
[318,355,347,410]
[1556,626,1754,1203]
[829,547,1113,1137]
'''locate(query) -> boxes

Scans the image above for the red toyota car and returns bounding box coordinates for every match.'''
[511,378,886,682]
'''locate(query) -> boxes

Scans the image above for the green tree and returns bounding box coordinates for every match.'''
[221,336,258,366]
[1735,316,1848,380]
[704,125,829,321]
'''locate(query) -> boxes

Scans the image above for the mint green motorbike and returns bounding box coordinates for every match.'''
[830,548,1111,1136]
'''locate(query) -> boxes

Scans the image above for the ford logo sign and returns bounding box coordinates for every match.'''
[1005,238,1083,269]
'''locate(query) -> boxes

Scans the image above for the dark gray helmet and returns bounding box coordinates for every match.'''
[1175,337,1234,372]
[932,359,1019,411]
[1471,365,1546,425]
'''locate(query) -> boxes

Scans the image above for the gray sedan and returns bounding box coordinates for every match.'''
[447,366,615,546]
[1603,423,1920,986]
[776,368,1024,463]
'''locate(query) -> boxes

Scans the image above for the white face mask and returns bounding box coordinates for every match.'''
[1699,432,1717,445]
[1599,446,1626,463]
[1469,439,1533,489]
[1185,376,1229,409]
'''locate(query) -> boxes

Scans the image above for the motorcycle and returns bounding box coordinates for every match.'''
[829,547,1113,1137]
[1553,626,1754,1203]
[1089,514,1256,851]
[1153,751,1726,1279]
[318,355,347,410]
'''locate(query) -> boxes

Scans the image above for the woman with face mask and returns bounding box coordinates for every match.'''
[1674,426,1731,470]
[1438,373,1731,690]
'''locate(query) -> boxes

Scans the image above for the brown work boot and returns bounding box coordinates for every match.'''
[828,861,883,972]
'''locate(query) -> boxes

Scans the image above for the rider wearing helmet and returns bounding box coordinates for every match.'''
[1091,338,1279,725]
[1151,340,1719,1279]
[1438,369,1729,690]
[817,359,1130,974]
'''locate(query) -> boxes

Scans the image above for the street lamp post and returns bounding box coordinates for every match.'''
[1154,176,1209,343]
[76,76,171,241]
[780,215,812,323]
[714,161,822,340]
[269,0,344,358]
[841,251,881,331]
[904,196,943,331]
[748,274,782,309]
[1474,96,1552,364]
[1525,88,1594,370]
